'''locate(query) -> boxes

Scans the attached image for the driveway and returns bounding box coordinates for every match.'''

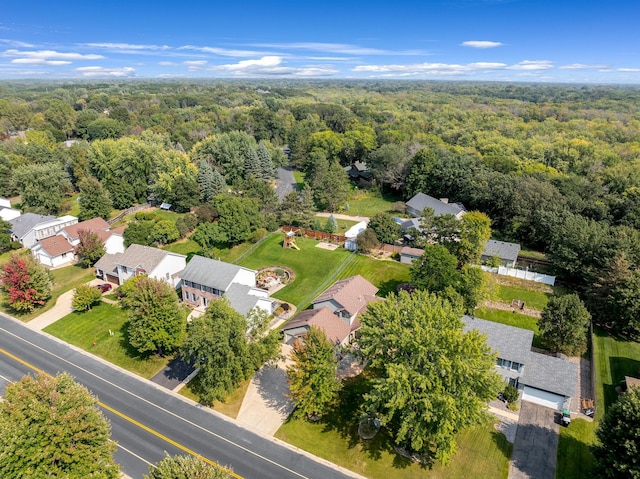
[149,356,196,391]
[275,166,297,201]
[508,401,560,479]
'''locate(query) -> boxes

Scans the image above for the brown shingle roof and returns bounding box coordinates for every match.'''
[63,217,110,240]
[37,235,74,257]
[313,275,378,317]
[95,225,126,243]
[283,308,351,345]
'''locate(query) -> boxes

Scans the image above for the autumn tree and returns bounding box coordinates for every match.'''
[358,290,501,464]
[119,275,186,356]
[593,387,640,479]
[145,454,233,479]
[0,253,53,312]
[287,326,342,420]
[76,229,107,267]
[0,372,119,478]
[181,299,253,404]
[538,294,591,356]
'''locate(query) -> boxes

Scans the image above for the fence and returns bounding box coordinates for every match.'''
[480,265,556,285]
[108,203,151,225]
[377,243,404,254]
[282,226,347,244]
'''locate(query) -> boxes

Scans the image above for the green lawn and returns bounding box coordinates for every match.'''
[494,283,550,311]
[162,239,202,256]
[315,215,359,235]
[292,170,305,190]
[339,255,411,298]
[43,302,169,379]
[473,308,543,348]
[275,374,511,479]
[556,418,596,479]
[237,234,355,308]
[179,376,251,419]
[346,190,402,217]
[2,264,95,322]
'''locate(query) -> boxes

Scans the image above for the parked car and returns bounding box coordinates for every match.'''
[94,283,113,293]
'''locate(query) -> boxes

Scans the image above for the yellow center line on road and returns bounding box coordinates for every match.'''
[0,348,241,479]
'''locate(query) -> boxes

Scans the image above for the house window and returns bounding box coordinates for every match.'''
[201,284,206,292]
[509,378,519,388]
[185,291,190,300]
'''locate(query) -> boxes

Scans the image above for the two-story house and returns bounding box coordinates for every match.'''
[61,217,126,255]
[94,244,186,287]
[180,255,274,316]
[10,213,77,248]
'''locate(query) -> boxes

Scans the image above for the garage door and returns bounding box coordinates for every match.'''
[522,386,565,410]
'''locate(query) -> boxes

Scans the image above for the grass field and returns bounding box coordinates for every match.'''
[473,308,542,348]
[339,254,411,298]
[179,376,251,419]
[556,418,597,479]
[346,190,403,217]
[163,239,202,256]
[43,302,169,378]
[292,170,305,190]
[275,374,511,479]
[494,283,550,311]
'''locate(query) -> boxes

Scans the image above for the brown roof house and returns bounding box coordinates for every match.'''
[61,218,126,255]
[31,235,75,268]
[94,244,186,287]
[282,275,382,346]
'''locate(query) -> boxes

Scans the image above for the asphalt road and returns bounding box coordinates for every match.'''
[0,314,360,479]
[275,166,297,201]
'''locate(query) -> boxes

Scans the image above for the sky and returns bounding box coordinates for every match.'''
[0,0,639,83]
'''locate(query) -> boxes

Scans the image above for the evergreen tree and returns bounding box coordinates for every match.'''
[324,214,337,233]
[198,160,216,203]
[0,372,119,478]
[257,141,274,179]
[287,326,342,420]
[244,147,262,179]
[210,169,227,197]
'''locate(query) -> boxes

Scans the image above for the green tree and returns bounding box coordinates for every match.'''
[72,284,103,311]
[593,387,640,479]
[144,454,233,479]
[368,143,409,191]
[458,266,491,314]
[538,294,591,356]
[358,290,501,464]
[86,117,125,140]
[212,194,254,245]
[311,157,350,212]
[323,214,337,233]
[356,228,380,253]
[12,162,71,214]
[44,99,76,138]
[256,141,275,179]
[78,177,112,221]
[180,299,252,405]
[278,187,315,228]
[0,372,119,478]
[368,213,402,244]
[120,275,186,356]
[456,211,492,266]
[244,147,262,178]
[0,219,19,254]
[410,244,461,294]
[198,160,218,203]
[0,253,53,312]
[76,230,107,268]
[151,219,180,245]
[287,326,342,420]
[246,308,281,370]
[608,270,640,338]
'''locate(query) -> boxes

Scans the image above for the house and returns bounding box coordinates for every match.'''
[281,308,352,346]
[312,275,379,326]
[400,246,424,265]
[31,235,75,268]
[61,218,126,255]
[180,255,274,316]
[405,192,465,219]
[9,213,77,248]
[481,239,521,267]
[94,244,186,287]
[344,220,367,251]
[344,161,373,186]
[0,198,20,222]
[463,316,578,411]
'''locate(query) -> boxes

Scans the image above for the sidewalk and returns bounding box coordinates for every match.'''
[236,344,294,435]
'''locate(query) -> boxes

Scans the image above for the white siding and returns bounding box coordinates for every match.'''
[232,268,257,288]
[104,234,125,254]
[149,253,186,288]
[21,229,38,248]
[33,249,73,268]
[0,208,21,221]
[255,297,274,314]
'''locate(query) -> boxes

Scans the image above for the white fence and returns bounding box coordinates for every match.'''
[480,265,556,286]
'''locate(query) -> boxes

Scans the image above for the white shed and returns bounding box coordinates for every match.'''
[344,220,367,251]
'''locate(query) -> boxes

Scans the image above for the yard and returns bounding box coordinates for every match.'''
[346,189,403,217]
[473,308,543,348]
[179,376,251,419]
[275,374,511,479]
[43,302,169,378]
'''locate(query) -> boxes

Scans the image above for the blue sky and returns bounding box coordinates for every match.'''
[1,0,639,83]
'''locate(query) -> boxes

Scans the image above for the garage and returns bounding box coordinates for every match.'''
[522,386,565,410]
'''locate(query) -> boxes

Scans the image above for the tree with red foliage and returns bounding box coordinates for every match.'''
[1,253,53,312]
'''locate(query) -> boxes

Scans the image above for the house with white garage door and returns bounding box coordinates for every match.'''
[463,316,578,411]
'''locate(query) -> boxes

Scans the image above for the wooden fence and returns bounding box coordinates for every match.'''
[282,226,347,244]
[108,203,151,225]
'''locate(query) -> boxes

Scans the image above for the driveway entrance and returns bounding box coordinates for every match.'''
[508,401,559,479]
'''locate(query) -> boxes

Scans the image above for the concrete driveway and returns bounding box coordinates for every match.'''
[508,401,560,479]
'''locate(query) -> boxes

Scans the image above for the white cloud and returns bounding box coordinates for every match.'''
[618,68,640,72]
[559,63,608,70]
[11,58,71,65]
[2,49,103,60]
[353,61,506,75]
[507,60,553,70]
[158,61,178,66]
[184,60,207,66]
[0,39,34,48]
[461,41,503,49]
[178,45,270,57]
[76,66,135,77]
[84,42,170,51]
[211,56,338,77]
[250,42,426,56]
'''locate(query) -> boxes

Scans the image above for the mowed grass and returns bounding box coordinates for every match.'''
[275,374,511,479]
[556,418,597,479]
[340,254,411,298]
[43,302,169,379]
[346,190,403,217]
[236,234,354,308]
[163,239,202,256]
[179,376,251,419]
[473,308,543,348]
[494,283,550,311]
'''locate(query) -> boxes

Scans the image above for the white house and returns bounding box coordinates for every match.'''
[94,244,186,287]
[31,235,75,268]
[344,220,367,251]
[60,218,126,255]
[10,213,78,248]
[0,198,20,222]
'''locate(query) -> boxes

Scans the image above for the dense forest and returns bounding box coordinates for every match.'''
[2,80,640,336]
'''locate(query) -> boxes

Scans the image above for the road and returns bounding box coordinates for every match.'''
[0,314,360,479]
[275,166,297,201]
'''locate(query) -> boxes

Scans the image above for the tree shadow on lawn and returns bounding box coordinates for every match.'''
[377,278,405,298]
[605,356,640,411]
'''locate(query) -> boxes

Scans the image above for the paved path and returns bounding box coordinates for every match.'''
[275,166,297,202]
[236,344,295,435]
[508,401,559,479]
[316,212,370,223]
[27,289,75,330]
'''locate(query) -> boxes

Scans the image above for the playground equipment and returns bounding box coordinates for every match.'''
[284,231,300,250]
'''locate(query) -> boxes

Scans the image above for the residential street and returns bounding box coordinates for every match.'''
[0,313,364,479]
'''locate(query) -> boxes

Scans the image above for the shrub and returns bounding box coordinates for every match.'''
[251,228,268,243]
[72,285,103,312]
[502,384,519,404]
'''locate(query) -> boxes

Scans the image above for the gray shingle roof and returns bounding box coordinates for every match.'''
[181,255,255,292]
[462,315,533,364]
[521,353,578,398]
[9,213,55,239]
[117,244,176,271]
[406,193,465,217]
[482,239,521,262]
[224,283,261,316]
